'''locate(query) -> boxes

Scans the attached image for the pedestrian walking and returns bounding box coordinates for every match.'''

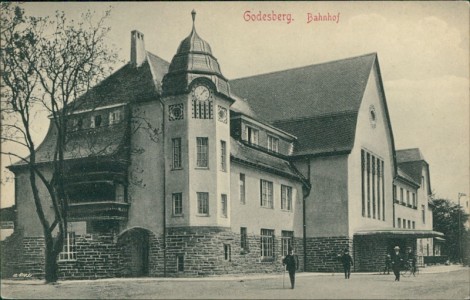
[406,247,417,276]
[384,254,391,274]
[340,248,353,279]
[282,248,297,289]
[391,246,404,281]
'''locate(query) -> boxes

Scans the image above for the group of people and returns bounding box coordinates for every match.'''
[282,245,417,289]
[387,246,417,281]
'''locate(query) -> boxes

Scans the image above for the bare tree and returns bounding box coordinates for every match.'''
[1,3,118,283]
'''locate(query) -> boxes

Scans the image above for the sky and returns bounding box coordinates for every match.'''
[1,1,469,207]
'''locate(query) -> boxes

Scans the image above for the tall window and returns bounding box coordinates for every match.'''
[382,161,385,221]
[260,180,273,208]
[177,255,184,272]
[197,192,209,215]
[367,153,371,217]
[397,218,401,228]
[406,191,410,206]
[220,140,227,172]
[192,99,213,119]
[260,229,274,259]
[377,159,381,220]
[372,156,376,219]
[407,220,411,229]
[400,188,404,204]
[59,232,77,261]
[221,194,227,218]
[245,126,259,145]
[412,221,416,229]
[361,150,366,216]
[412,193,417,208]
[172,138,182,169]
[90,115,102,128]
[281,185,292,211]
[393,185,398,202]
[172,193,183,216]
[281,231,294,256]
[240,227,248,252]
[403,219,406,228]
[224,244,231,261]
[239,174,246,204]
[421,205,426,223]
[196,137,208,168]
[109,110,121,125]
[267,136,279,153]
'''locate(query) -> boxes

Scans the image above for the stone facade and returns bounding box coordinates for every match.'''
[1,232,44,278]
[58,234,120,279]
[305,237,352,272]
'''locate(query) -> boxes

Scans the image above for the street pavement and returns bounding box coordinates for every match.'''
[1,265,469,299]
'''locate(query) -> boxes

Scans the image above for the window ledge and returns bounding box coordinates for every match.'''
[171,167,183,171]
[281,209,293,212]
[259,257,275,263]
[172,214,184,218]
[58,259,77,263]
[196,214,210,217]
[260,206,274,210]
[195,167,209,170]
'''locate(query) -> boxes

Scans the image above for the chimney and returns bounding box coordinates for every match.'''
[131,30,146,67]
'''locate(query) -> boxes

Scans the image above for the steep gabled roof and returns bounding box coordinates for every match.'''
[396,148,432,194]
[74,53,169,111]
[10,121,129,168]
[273,111,357,156]
[396,148,426,163]
[397,166,420,187]
[230,53,377,123]
[230,138,305,181]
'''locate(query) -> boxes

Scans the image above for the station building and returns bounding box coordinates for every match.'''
[2,12,442,279]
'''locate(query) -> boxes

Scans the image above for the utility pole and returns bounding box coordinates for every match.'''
[458,192,466,264]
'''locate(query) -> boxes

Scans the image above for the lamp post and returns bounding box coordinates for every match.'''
[458,192,467,264]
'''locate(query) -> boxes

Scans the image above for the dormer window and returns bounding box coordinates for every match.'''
[244,126,258,145]
[71,118,83,131]
[90,115,102,128]
[109,110,121,125]
[267,135,279,153]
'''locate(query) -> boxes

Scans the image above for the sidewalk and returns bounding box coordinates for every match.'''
[2,264,467,285]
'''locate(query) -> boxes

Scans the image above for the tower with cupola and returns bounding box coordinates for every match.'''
[162,11,234,229]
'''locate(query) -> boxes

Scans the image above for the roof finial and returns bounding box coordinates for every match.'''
[191,9,196,27]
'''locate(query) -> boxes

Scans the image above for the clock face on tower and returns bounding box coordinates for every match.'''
[192,84,211,101]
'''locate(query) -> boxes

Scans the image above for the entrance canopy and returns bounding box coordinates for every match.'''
[354,229,444,239]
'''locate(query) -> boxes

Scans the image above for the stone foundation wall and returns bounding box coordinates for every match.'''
[2,227,304,279]
[305,236,352,272]
[163,227,302,277]
[58,234,120,279]
[1,232,45,278]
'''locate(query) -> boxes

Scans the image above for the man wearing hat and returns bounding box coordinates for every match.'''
[391,246,404,281]
[282,248,297,289]
[341,248,354,279]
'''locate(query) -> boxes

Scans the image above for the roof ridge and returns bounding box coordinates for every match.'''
[272,110,358,124]
[231,52,377,81]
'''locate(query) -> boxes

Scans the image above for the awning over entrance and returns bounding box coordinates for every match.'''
[354,229,444,239]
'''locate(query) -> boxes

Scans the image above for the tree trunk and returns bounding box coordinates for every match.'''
[44,242,59,283]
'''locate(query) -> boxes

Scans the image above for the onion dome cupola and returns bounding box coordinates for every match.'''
[162,10,231,98]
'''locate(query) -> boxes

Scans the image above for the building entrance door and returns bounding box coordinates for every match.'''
[118,228,150,277]
[129,230,149,276]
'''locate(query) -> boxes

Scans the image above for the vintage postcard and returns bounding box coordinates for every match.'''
[1,1,468,299]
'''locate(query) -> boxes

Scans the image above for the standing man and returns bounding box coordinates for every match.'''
[406,247,417,276]
[391,246,403,281]
[341,248,354,279]
[282,248,297,289]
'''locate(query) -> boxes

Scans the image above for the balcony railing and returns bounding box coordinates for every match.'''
[67,201,130,221]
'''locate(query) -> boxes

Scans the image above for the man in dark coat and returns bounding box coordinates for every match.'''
[341,248,354,279]
[391,246,404,281]
[282,248,297,289]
